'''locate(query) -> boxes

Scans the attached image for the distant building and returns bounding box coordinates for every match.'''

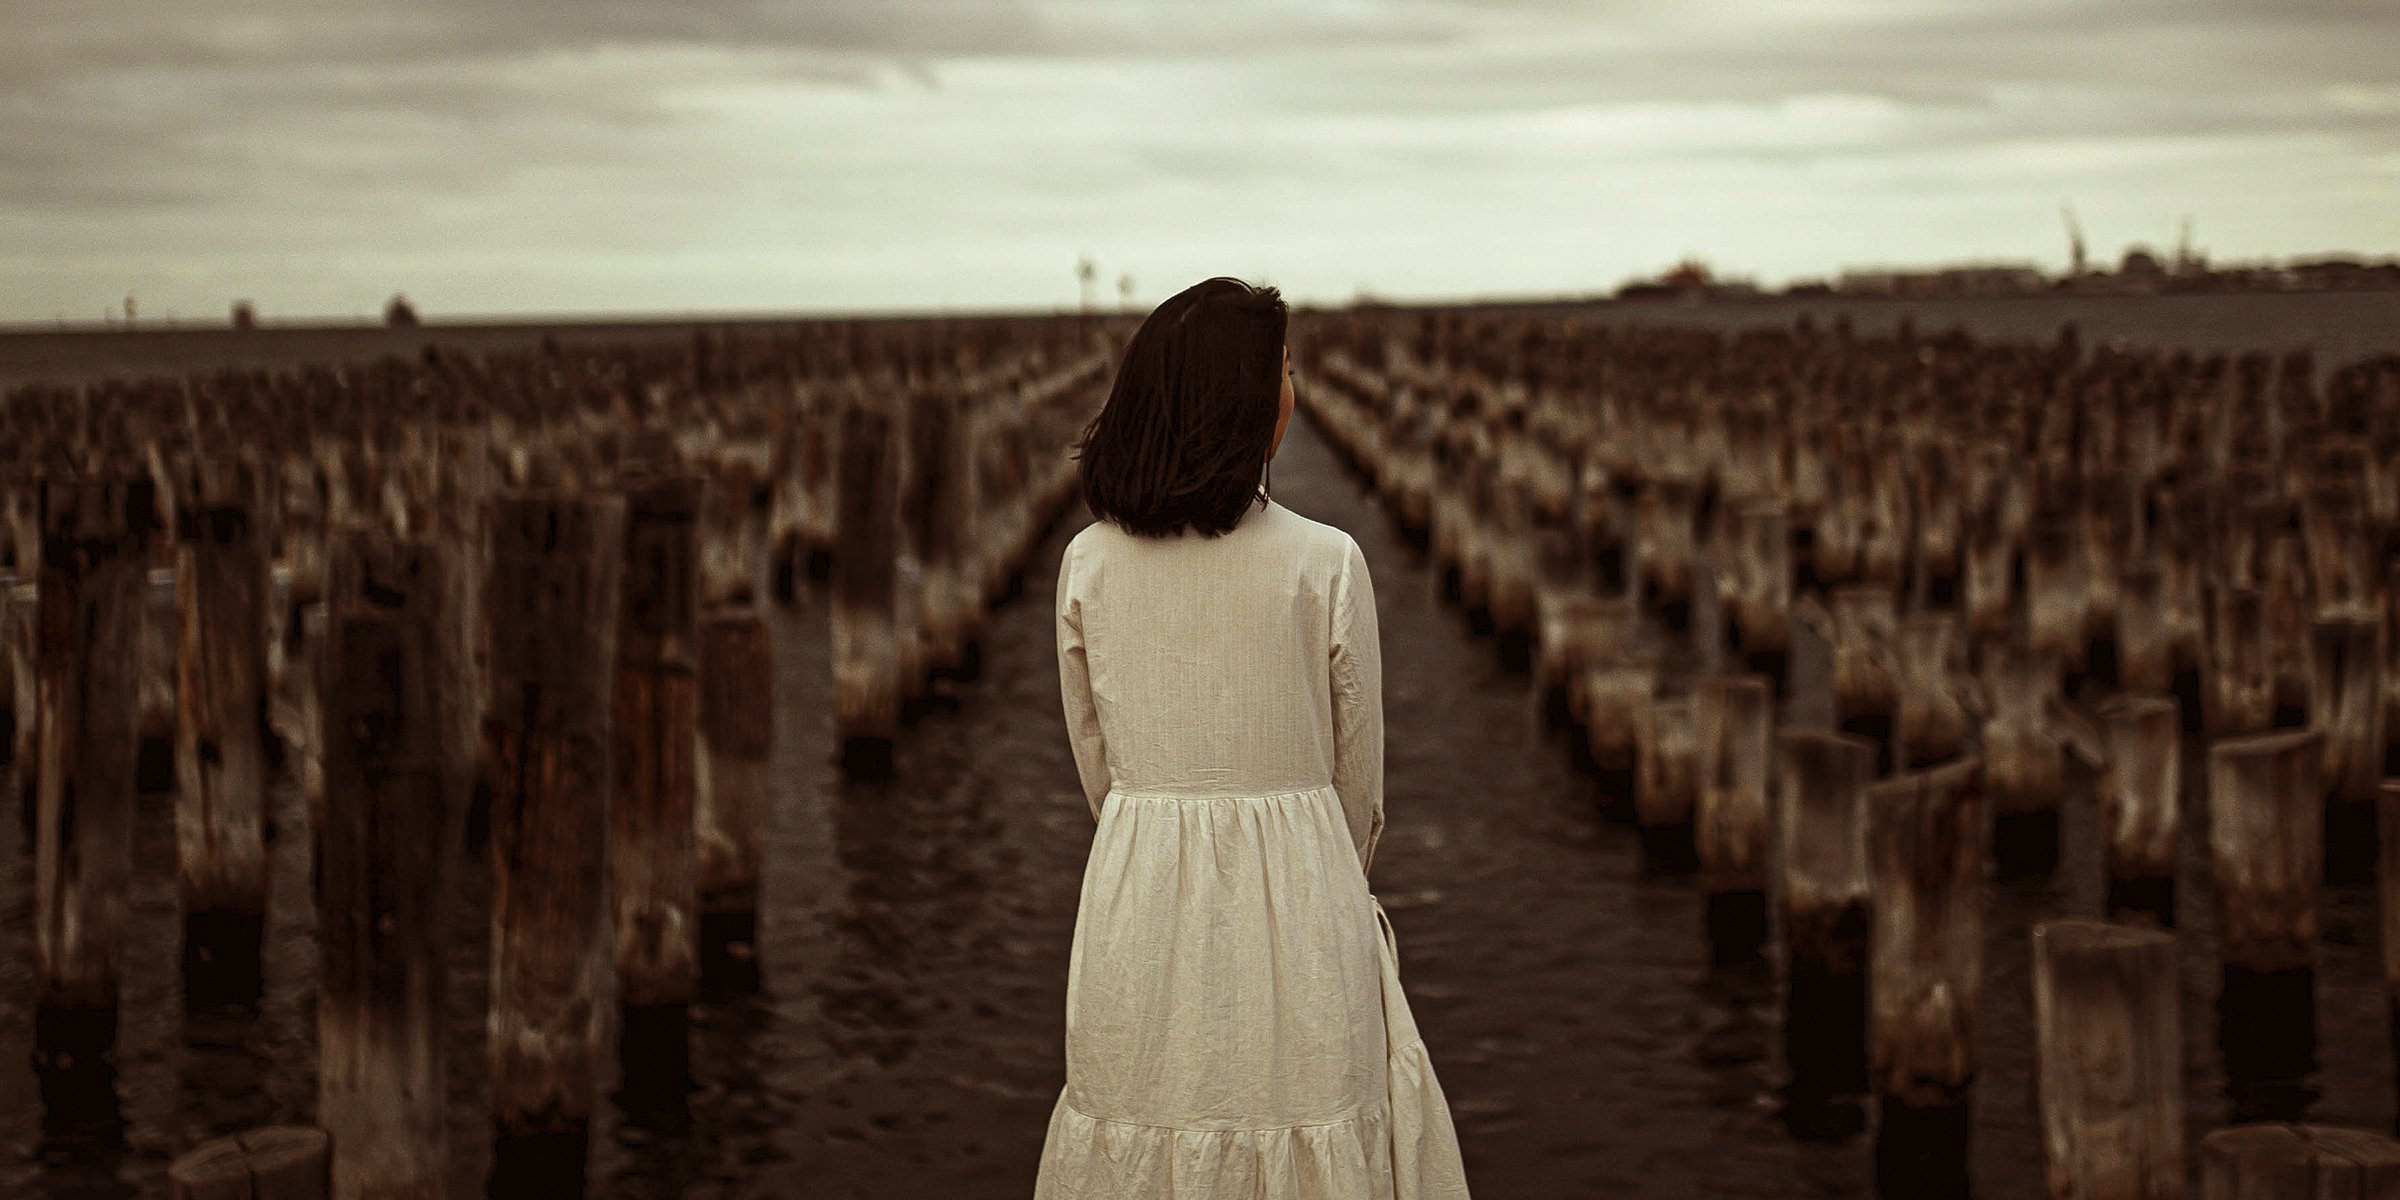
[230,299,258,330]
[385,293,420,327]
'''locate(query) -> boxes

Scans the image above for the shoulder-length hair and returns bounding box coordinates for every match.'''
[1074,276,1287,538]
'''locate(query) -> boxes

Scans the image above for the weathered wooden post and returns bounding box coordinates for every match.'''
[1963,498,2016,647]
[615,474,702,1012]
[5,577,35,821]
[1533,591,1605,735]
[1868,756,1986,1198]
[2028,513,2091,677]
[33,478,155,1076]
[1581,653,1654,815]
[2198,1123,2400,1197]
[1730,499,1791,688]
[1985,641,2066,877]
[1636,689,1700,871]
[1774,729,1878,1138]
[174,457,273,1002]
[1896,611,1969,769]
[2098,693,2182,926]
[485,493,623,1190]
[910,384,981,684]
[1696,673,1772,962]
[138,560,179,792]
[1637,477,1698,632]
[833,396,901,779]
[2209,728,2323,1123]
[2209,585,2276,736]
[1487,475,1540,669]
[2379,779,2400,1132]
[1829,584,1899,775]
[698,606,771,989]
[2031,918,2182,1200]
[317,532,470,1200]
[2310,612,2386,884]
[2117,563,2174,696]
[167,1125,331,1200]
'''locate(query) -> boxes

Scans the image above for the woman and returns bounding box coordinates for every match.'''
[1034,277,1471,1198]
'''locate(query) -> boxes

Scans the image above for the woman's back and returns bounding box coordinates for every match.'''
[1059,497,1358,801]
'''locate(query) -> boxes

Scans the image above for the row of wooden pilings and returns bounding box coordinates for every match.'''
[0,320,1112,1196]
[1296,310,2400,1198]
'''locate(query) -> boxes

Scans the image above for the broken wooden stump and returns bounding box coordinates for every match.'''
[2209,728,2325,1123]
[614,474,703,1011]
[1695,672,1772,962]
[698,606,772,989]
[1868,757,1986,1198]
[2030,918,2182,1200]
[33,477,155,1077]
[2197,1123,2400,1199]
[1774,729,1878,1138]
[485,492,624,1185]
[2098,693,2182,926]
[833,398,901,779]
[173,459,273,1002]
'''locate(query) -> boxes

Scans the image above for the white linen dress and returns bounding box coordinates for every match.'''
[1034,496,1472,1199]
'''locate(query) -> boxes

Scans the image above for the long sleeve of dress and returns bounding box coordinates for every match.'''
[1329,536,1386,875]
[1057,544,1112,821]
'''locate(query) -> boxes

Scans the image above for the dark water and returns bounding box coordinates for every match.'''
[1552,289,2400,382]
[2,294,2398,1197]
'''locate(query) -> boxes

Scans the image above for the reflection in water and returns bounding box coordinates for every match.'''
[1690,959,1778,1117]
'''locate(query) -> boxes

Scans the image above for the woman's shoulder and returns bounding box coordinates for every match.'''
[1063,500,1362,572]
[1255,500,1367,580]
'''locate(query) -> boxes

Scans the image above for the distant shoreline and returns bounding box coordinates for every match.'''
[4,287,2396,390]
[8,281,2398,338]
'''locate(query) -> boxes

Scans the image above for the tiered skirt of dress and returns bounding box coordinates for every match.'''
[1033,785,1471,1199]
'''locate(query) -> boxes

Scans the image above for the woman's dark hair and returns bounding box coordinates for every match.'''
[1074,276,1287,537]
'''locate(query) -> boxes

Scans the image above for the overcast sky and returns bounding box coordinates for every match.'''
[6,0,2396,323]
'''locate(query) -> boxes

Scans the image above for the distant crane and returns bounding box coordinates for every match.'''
[2061,203,2088,277]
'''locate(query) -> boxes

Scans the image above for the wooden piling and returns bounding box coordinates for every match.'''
[2197,1123,2400,1198]
[833,398,901,778]
[1696,673,1772,960]
[698,606,772,983]
[2028,514,2090,675]
[2030,919,2182,1200]
[1774,730,1878,1132]
[2211,729,2325,975]
[1829,585,1899,774]
[1636,689,1700,870]
[2098,694,2182,925]
[1868,756,1986,1196]
[2117,563,2174,696]
[2379,779,2400,1129]
[615,474,702,1010]
[2209,586,2276,736]
[317,594,462,1200]
[5,578,35,804]
[174,458,273,997]
[2311,612,2386,883]
[485,493,623,1165]
[2210,728,2324,1123]
[33,478,155,1067]
[1985,641,2066,877]
[1896,611,1969,769]
[168,1125,331,1200]
[1729,499,1791,686]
